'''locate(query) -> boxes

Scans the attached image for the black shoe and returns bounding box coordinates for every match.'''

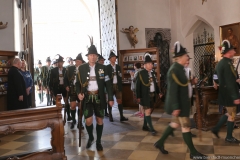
[151,129,157,136]
[86,139,94,148]
[191,133,197,138]
[142,126,150,131]
[120,116,128,122]
[67,116,72,122]
[225,137,240,143]
[105,113,109,117]
[154,142,168,154]
[109,114,114,122]
[211,129,220,138]
[70,122,75,129]
[96,143,103,151]
[190,152,207,159]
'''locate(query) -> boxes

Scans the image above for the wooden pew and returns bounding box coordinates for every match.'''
[0,95,67,160]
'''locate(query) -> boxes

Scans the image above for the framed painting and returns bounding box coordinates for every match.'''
[220,23,240,56]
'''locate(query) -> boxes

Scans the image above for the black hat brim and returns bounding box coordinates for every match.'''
[172,52,188,58]
[108,55,118,60]
[85,53,99,56]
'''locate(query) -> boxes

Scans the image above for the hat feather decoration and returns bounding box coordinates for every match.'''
[222,40,230,48]
[144,52,151,58]
[174,41,180,53]
[88,35,93,46]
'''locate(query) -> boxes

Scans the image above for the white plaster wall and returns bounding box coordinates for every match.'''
[117,0,171,50]
[0,0,15,51]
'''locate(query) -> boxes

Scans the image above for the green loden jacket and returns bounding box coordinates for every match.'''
[75,63,113,110]
[40,65,52,87]
[216,57,239,106]
[106,64,122,91]
[164,62,190,117]
[135,69,160,107]
[64,65,77,88]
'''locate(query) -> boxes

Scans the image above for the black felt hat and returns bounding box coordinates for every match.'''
[52,59,57,64]
[85,36,98,56]
[67,57,73,62]
[108,50,118,60]
[173,41,188,58]
[56,55,64,63]
[98,54,105,61]
[38,60,42,65]
[144,53,153,64]
[221,40,235,54]
[46,57,51,62]
[74,53,85,63]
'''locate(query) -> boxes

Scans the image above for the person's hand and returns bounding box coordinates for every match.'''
[234,99,240,105]
[129,71,134,77]
[213,83,218,90]
[108,101,114,107]
[191,77,198,85]
[19,95,23,101]
[172,109,181,116]
[236,79,240,83]
[78,93,84,101]
[137,98,140,103]
[66,86,69,92]
[26,87,31,95]
[159,93,163,98]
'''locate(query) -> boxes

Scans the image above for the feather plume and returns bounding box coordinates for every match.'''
[222,40,230,48]
[174,41,180,53]
[88,35,93,45]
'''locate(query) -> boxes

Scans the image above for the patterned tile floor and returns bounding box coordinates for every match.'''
[1,106,240,160]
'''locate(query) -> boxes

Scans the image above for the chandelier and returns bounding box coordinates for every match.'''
[202,0,207,4]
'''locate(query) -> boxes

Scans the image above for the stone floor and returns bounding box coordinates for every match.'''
[0,96,240,160]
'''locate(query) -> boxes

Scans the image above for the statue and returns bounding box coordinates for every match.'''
[225,28,239,50]
[0,22,8,29]
[121,26,139,48]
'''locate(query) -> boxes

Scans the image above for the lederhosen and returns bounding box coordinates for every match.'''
[111,65,122,100]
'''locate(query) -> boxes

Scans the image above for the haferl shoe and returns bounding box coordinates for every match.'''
[225,137,240,143]
[154,142,168,154]
[96,143,103,151]
[86,139,94,149]
[120,116,128,122]
[190,152,207,159]
[142,126,150,131]
[151,129,157,136]
[211,129,220,138]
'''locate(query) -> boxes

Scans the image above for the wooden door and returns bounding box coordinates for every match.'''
[21,0,35,107]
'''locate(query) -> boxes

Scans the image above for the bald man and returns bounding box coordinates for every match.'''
[7,58,28,110]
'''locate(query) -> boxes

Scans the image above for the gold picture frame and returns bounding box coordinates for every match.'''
[220,23,240,56]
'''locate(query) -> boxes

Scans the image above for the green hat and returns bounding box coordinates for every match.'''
[38,60,42,65]
[173,41,188,58]
[55,55,64,63]
[74,53,85,63]
[52,59,57,64]
[85,36,98,56]
[108,50,118,60]
[46,57,51,62]
[98,54,105,61]
[221,40,235,54]
[144,53,153,64]
[67,57,73,62]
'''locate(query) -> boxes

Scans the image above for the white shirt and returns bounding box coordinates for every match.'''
[184,67,192,98]
[73,66,78,85]
[111,64,117,84]
[149,71,155,92]
[88,65,98,91]
[59,68,64,85]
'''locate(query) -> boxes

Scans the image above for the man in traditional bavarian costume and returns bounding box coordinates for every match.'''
[34,60,42,102]
[97,54,109,117]
[64,53,85,129]
[40,57,52,105]
[49,55,72,121]
[154,42,206,159]
[106,51,128,122]
[76,37,114,151]
[66,57,74,68]
[135,53,160,135]
[211,40,240,143]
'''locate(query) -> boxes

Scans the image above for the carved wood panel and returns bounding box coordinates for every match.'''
[99,0,118,65]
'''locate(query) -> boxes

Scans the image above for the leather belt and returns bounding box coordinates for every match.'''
[87,90,99,95]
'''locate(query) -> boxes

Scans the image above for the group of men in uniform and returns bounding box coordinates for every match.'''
[32,38,240,158]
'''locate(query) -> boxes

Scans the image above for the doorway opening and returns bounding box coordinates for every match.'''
[31,0,100,106]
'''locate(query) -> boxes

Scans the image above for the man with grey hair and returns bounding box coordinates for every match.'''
[7,58,28,110]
